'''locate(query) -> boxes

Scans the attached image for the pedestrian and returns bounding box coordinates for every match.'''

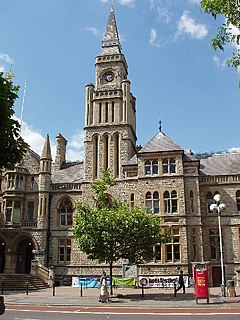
[99,271,109,303]
[175,270,186,294]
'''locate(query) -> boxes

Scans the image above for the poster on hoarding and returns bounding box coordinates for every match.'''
[123,264,138,278]
[138,275,189,288]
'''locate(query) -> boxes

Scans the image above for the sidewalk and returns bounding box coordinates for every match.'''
[2,286,240,309]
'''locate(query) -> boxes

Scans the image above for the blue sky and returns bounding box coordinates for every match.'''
[0,0,239,161]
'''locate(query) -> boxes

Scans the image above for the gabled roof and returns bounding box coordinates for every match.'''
[51,162,84,184]
[138,131,183,154]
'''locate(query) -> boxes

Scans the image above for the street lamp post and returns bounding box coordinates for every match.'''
[210,194,226,297]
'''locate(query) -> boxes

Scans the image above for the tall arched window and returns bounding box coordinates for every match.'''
[113,133,120,178]
[145,160,151,175]
[59,198,73,226]
[103,134,110,170]
[93,135,99,179]
[146,191,160,214]
[207,192,213,213]
[130,193,135,208]
[236,190,240,211]
[164,190,178,213]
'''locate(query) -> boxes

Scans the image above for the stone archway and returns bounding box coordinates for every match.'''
[15,239,34,274]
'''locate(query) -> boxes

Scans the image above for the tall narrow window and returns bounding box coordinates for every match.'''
[146,192,152,213]
[165,229,180,262]
[99,102,102,123]
[130,193,135,208]
[207,192,213,213]
[153,191,160,213]
[192,228,197,261]
[7,175,14,189]
[59,198,73,226]
[145,160,151,175]
[15,175,23,189]
[105,102,109,123]
[6,200,13,223]
[58,239,71,263]
[170,158,176,173]
[113,133,120,178]
[152,159,158,174]
[27,201,34,221]
[30,177,35,190]
[190,190,194,213]
[103,134,109,170]
[162,159,168,174]
[164,190,178,213]
[111,101,115,122]
[209,229,220,260]
[236,190,240,211]
[93,135,99,179]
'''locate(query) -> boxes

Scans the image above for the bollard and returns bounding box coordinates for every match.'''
[26,282,29,295]
[80,284,83,297]
[1,282,3,294]
[53,284,55,296]
[141,283,144,297]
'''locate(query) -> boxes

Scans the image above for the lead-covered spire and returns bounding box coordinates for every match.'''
[101,4,122,54]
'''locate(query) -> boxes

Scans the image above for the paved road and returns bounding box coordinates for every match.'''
[3,307,240,320]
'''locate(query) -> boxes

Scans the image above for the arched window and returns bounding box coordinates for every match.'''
[130,193,135,208]
[162,159,168,174]
[145,191,160,214]
[103,134,110,170]
[236,190,240,211]
[144,159,158,175]
[170,158,176,173]
[164,190,178,213]
[59,198,73,226]
[93,135,99,179]
[207,192,213,213]
[145,160,151,175]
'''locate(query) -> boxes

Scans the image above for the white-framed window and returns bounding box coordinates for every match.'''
[164,190,178,213]
[165,228,180,262]
[144,159,158,175]
[145,191,160,214]
[58,239,71,263]
[162,158,176,174]
[59,198,73,226]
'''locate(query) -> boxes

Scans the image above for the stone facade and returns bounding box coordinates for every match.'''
[0,5,240,286]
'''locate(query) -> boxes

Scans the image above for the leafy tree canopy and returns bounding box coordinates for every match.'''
[73,170,170,294]
[0,72,28,172]
[200,0,240,74]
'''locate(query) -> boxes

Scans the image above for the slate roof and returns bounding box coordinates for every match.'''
[199,153,240,176]
[51,162,84,184]
[138,131,183,154]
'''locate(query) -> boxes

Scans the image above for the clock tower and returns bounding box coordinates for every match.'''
[84,4,137,181]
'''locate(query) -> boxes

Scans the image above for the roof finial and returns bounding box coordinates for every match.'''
[158,120,162,132]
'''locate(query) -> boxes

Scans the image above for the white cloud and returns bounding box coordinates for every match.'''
[86,27,99,37]
[18,118,84,162]
[188,0,201,4]
[0,66,5,72]
[176,11,208,39]
[212,55,226,68]
[118,0,135,6]
[149,28,161,48]
[0,53,13,64]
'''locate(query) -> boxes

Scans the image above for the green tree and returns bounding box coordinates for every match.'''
[201,0,240,76]
[73,170,169,294]
[0,72,28,172]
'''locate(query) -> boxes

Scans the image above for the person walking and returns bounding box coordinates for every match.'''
[175,270,186,294]
[99,271,109,303]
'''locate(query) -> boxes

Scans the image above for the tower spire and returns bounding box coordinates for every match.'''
[101,4,121,54]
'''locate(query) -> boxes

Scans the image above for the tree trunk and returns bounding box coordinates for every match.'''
[109,261,113,295]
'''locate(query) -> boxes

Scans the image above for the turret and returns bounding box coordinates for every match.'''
[54,134,67,171]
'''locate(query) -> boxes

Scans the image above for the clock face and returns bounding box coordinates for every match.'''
[105,72,113,82]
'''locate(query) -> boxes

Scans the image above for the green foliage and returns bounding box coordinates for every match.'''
[201,0,240,84]
[0,72,28,172]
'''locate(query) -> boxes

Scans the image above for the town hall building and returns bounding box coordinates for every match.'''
[1,5,240,288]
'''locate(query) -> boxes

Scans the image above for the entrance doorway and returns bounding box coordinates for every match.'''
[212,266,222,286]
[15,240,33,274]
